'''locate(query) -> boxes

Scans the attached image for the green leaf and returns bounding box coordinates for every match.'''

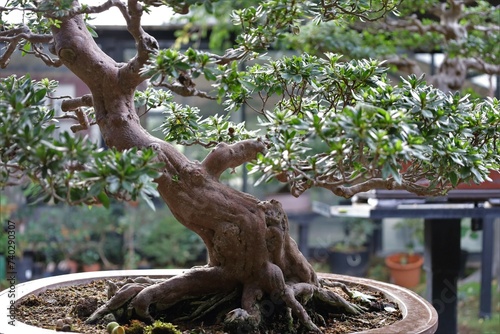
[175,62,192,71]
[203,68,217,81]
[22,42,32,57]
[141,192,156,211]
[292,74,303,83]
[204,0,213,14]
[449,172,459,187]
[86,24,98,38]
[97,191,110,208]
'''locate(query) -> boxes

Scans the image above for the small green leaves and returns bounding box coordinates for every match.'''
[86,23,98,38]
[157,98,259,147]
[134,86,173,111]
[239,55,499,193]
[1,75,163,209]
[141,48,218,86]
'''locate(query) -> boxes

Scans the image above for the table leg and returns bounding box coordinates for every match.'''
[479,216,494,318]
[424,219,461,334]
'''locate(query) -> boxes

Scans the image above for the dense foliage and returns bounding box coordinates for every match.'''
[1,1,499,332]
[1,0,498,202]
[284,0,499,93]
[0,75,162,207]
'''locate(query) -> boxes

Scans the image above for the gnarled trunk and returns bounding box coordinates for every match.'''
[50,12,363,334]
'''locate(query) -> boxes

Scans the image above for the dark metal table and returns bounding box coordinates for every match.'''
[311,189,500,334]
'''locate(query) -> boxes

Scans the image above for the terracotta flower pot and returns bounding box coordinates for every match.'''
[385,253,424,288]
[0,269,438,334]
[0,203,17,215]
[60,259,79,274]
[82,263,101,272]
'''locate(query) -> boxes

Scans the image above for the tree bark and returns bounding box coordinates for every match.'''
[49,11,362,333]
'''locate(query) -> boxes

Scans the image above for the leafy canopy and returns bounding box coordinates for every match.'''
[0,0,499,203]
[147,52,500,196]
[0,75,162,208]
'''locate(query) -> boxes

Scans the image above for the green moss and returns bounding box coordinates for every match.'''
[143,321,181,334]
[125,320,146,334]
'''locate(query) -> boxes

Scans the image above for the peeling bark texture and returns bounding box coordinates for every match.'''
[47,6,365,333]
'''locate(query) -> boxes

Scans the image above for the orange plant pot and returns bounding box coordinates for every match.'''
[82,263,101,272]
[385,253,424,288]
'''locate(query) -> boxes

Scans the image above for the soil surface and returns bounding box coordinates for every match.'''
[16,278,402,333]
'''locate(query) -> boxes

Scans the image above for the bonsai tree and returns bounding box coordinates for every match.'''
[331,218,374,252]
[1,0,499,332]
[394,219,424,255]
[392,218,425,265]
[285,0,500,94]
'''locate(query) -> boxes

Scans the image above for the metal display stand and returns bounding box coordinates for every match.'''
[310,190,500,334]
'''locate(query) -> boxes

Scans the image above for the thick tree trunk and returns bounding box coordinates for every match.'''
[50,13,363,333]
[431,56,467,93]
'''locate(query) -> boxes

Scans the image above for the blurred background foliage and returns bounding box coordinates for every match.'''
[1,195,205,275]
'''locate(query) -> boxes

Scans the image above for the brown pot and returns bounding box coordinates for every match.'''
[0,203,17,215]
[61,259,79,273]
[385,253,424,288]
[0,270,438,334]
[82,263,101,272]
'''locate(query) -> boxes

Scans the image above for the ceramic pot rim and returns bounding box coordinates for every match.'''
[0,269,438,334]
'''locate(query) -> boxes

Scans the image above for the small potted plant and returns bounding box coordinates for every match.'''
[0,195,18,216]
[328,218,375,277]
[459,220,479,277]
[78,249,101,272]
[385,219,424,288]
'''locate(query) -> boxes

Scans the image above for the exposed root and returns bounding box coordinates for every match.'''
[313,285,367,316]
[86,272,371,334]
[85,281,150,324]
[85,200,371,333]
[175,289,240,322]
[320,279,355,299]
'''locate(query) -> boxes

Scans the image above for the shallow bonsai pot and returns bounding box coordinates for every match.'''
[0,269,438,334]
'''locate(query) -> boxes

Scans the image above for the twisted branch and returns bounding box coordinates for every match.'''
[202,139,266,179]
[116,0,159,87]
[463,58,500,76]
[61,94,95,132]
[158,82,216,100]
[61,94,94,111]
[0,26,54,68]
